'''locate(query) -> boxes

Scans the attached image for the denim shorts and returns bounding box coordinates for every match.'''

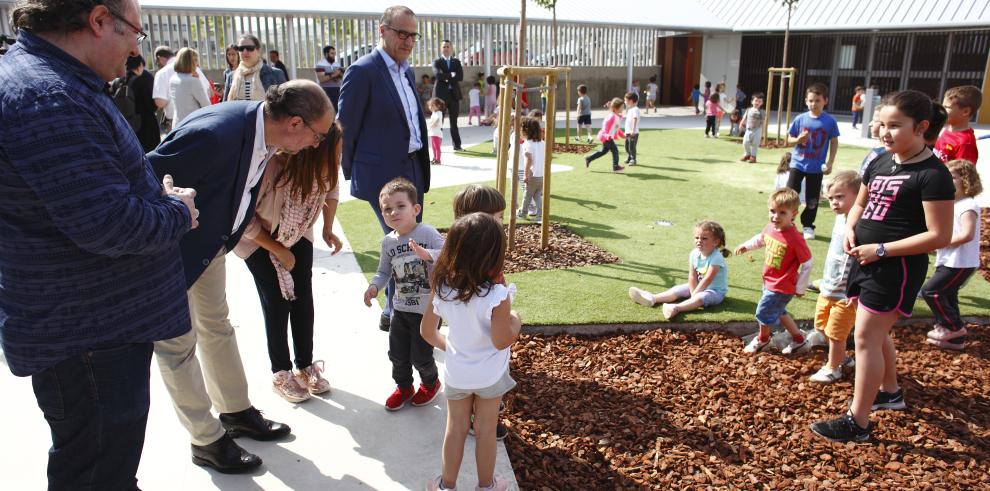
[665,283,726,307]
[445,370,516,401]
[754,288,794,326]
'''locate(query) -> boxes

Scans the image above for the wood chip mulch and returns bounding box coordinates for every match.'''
[504,223,620,274]
[553,142,597,154]
[979,208,989,283]
[503,324,990,490]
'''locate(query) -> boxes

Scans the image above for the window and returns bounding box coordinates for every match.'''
[838,45,856,69]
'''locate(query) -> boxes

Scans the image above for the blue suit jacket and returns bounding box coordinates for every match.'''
[338,49,430,202]
[148,101,262,287]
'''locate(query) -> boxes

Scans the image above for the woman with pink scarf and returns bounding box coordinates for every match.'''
[234,122,343,403]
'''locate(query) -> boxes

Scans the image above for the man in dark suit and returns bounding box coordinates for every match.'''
[338,5,430,331]
[433,39,464,150]
[149,80,333,474]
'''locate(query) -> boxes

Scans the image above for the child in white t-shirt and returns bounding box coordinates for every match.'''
[517,117,546,223]
[421,213,521,491]
[624,92,641,165]
[775,152,806,205]
[427,98,445,165]
[467,82,482,125]
[921,159,983,350]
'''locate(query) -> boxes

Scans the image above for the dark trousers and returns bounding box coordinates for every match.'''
[921,265,975,331]
[787,169,823,230]
[625,133,639,161]
[388,310,439,387]
[588,139,621,169]
[323,87,340,112]
[368,156,425,316]
[244,238,315,372]
[851,109,863,128]
[705,115,717,135]
[31,343,154,491]
[443,95,462,148]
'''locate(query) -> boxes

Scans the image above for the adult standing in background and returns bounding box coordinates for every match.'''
[433,39,464,151]
[0,0,197,487]
[315,45,343,110]
[269,49,289,79]
[223,33,286,101]
[224,44,239,73]
[125,54,161,151]
[153,44,210,132]
[168,47,210,126]
[338,5,430,332]
[149,80,333,474]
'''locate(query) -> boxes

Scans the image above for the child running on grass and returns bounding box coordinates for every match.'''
[584,98,626,172]
[809,170,861,383]
[734,188,814,355]
[576,84,593,142]
[628,221,730,320]
[921,159,982,350]
[811,90,955,443]
[739,92,765,162]
[704,93,720,138]
[422,213,521,491]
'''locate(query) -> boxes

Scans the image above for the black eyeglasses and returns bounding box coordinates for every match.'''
[105,5,147,43]
[384,25,421,42]
[235,45,257,52]
[294,117,329,146]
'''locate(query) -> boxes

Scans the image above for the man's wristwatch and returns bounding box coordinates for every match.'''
[876,243,886,258]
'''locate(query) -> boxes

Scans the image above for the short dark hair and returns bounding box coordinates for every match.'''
[442,39,451,44]
[125,54,145,71]
[323,45,335,55]
[379,177,418,205]
[807,82,829,99]
[381,5,415,26]
[154,46,173,59]
[944,85,983,113]
[269,49,279,56]
[13,0,128,33]
[264,80,332,126]
[625,92,638,103]
[452,184,505,218]
[577,84,587,94]
[239,34,261,49]
[751,91,765,100]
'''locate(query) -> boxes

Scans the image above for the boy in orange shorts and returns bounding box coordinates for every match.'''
[809,171,861,383]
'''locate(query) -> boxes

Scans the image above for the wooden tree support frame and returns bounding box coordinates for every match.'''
[494,65,572,251]
[761,67,797,147]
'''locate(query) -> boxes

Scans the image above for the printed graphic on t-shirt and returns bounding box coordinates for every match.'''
[764,233,788,270]
[391,255,430,308]
[799,128,830,160]
[862,175,910,221]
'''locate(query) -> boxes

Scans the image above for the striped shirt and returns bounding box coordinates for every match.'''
[0,30,192,376]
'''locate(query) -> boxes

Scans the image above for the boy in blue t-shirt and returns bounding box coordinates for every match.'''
[787,83,840,240]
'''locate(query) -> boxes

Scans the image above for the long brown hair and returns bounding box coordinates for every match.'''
[275,121,341,201]
[431,213,506,303]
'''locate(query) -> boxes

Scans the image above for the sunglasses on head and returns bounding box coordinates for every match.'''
[236,45,257,52]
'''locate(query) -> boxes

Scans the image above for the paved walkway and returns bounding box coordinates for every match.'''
[3,106,988,490]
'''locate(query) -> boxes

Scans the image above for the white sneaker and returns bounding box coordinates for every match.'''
[628,287,655,307]
[809,365,844,383]
[661,303,679,320]
[782,338,809,355]
[273,370,311,403]
[743,336,769,353]
[803,227,815,240]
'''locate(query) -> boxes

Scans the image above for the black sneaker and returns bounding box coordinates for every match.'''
[468,417,508,440]
[872,388,906,410]
[811,413,871,443]
[379,314,391,332]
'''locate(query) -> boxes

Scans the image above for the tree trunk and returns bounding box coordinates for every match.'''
[552,6,558,66]
[518,0,527,66]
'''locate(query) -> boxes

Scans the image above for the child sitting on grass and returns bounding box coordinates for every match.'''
[735,188,814,354]
[628,221,730,320]
[809,171,861,383]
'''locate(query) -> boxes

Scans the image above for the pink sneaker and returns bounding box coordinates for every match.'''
[928,325,967,342]
[295,360,331,395]
[272,370,311,403]
[475,475,509,491]
[426,476,454,490]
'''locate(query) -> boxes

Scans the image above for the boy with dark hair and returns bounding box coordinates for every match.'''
[364,178,445,411]
[576,84,593,142]
[935,85,982,165]
[851,86,865,129]
[787,82,841,240]
[624,92,641,165]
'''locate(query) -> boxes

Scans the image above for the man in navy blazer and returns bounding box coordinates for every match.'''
[433,39,464,150]
[149,80,333,474]
[338,5,430,330]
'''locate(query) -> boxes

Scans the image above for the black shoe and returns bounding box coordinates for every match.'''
[379,314,391,332]
[810,413,871,443]
[453,146,464,151]
[871,388,906,410]
[468,418,509,441]
[191,433,262,473]
[219,406,291,441]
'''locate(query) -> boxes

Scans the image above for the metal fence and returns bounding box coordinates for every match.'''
[0,6,666,72]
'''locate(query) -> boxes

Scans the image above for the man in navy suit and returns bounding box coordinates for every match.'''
[433,39,464,150]
[149,80,333,474]
[338,5,430,331]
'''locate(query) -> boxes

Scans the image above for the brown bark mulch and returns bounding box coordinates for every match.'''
[504,223,620,274]
[503,324,990,490]
[553,142,597,154]
[979,208,989,283]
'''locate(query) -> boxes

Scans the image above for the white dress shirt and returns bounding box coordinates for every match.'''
[378,47,422,153]
[232,104,273,233]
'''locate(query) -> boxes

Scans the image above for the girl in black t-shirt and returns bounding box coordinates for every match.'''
[811,90,955,443]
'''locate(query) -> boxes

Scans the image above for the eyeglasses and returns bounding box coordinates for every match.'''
[105,5,148,43]
[384,25,421,42]
[299,119,328,145]
[235,45,257,52]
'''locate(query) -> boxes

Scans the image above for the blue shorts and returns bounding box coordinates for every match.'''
[577,114,592,125]
[755,288,794,326]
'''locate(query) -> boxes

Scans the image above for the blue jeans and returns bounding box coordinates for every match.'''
[755,288,794,327]
[31,343,154,491]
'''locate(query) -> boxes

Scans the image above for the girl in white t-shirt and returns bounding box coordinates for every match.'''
[517,117,546,223]
[775,152,806,205]
[427,97,446,165]
[467,82,482,125]
[421,213,521,491]
[921,159,983,350]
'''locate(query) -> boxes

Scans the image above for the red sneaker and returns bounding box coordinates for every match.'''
[385,385,414,411]
[411,380,443,406]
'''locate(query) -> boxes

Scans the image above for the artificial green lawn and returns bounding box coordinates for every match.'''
[337,128,990,325]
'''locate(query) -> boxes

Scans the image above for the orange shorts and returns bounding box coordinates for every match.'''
[814,295,856,342]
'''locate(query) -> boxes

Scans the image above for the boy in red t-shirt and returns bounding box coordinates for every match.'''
[935,85,982,165]
[735,188,814,354]
[851,86,865,129]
